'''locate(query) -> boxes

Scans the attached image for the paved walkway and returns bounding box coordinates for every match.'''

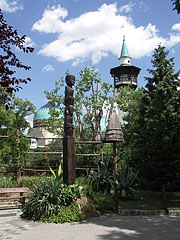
[1,209,180,240]
[0,210,40,240]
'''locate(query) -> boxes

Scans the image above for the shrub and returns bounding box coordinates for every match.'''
[116,161,139,199]
[0,175,18,188]
[21,179,83,221]
[21,175,48,189]
[88,192,114,214]
[42,202,85,223]
[87,156,113,194]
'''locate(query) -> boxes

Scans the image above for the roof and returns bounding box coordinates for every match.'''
[110,65,141,76]
[34,107,51,121]
[120,38,129,58]
[34,102,62,121]
[104,110,124,143]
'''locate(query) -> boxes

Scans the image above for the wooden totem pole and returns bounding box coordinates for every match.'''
[63,75,75,185]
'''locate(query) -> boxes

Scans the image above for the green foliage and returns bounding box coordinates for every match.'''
[49,164,63,182]
[45,67,114,140]
[0,96,35,132]
[87,156,113,194]
[124,45,180,189]
[21,179,83,221]
[44,77,64,136]
[47,138,63,153]
[0,175,19,188]
[116,161,139,198]
[75,142,102,170]
[88,192,114,214]
[0,129,30,174]
[0,96,35,169]
[21,175,48,189]
[11,97,35,131]
[42,202,85,223]
[75,66,114,140]
[0,103,15,132]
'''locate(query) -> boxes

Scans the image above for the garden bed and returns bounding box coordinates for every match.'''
[0,175,180,218]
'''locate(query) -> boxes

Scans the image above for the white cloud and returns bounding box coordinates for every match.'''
[32,3,180,65]
[42,64,55,72]
[32,5,68,33]
[119,1,135,13]
[172,23,180,31]
[24,37,36,48]
[0,0,23,12]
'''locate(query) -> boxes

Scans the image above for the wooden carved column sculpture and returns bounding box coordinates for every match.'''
[63,75,75,185]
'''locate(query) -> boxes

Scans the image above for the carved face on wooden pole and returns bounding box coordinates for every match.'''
[65,75,75,87]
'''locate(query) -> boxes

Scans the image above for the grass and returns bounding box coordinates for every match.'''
[86,188,180,212]
[118,189,180,210]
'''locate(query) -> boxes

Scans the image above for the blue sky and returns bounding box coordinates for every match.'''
[1,0,180,125]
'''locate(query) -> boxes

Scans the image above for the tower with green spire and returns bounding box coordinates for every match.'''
[119,36,131,65]
[110,36,141,89]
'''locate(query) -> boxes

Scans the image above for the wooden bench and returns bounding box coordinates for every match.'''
[0,188,29,207]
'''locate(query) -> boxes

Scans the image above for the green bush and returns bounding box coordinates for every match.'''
[0,175,18,188]
[90,192,114,214]
[42,202,85,223]
[87,156,113,194]
[21,179,83,221]
[21,175,48,189]
[116,161,139,199]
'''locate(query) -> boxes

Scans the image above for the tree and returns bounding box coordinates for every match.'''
[124,45,180,189]
[45,67,114,141]
[0,96,35,168]
[11,96,36,131]
[0,95,35,132]
[172,0,180,14]
[0,9,34,107]
[75,66,113,140]
[44,77,65,136]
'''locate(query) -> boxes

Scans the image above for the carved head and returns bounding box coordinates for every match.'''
[68,105,74,116]
[65,75,75,87]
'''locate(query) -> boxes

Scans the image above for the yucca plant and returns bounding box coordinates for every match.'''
[49,164,63,182]
[116,161,139,199]
[87,157,113,194]
[21,178,84,221]
[21,179,63,220]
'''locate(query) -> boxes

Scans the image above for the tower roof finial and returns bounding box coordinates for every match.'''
[123,35,125,41]
[120,36,129,58]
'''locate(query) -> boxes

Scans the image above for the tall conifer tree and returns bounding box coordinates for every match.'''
[125,45,180,189]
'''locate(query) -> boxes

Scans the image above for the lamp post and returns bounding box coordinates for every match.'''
[104,110,124,213]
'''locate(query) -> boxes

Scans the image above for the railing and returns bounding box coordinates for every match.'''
[0,135,102,180]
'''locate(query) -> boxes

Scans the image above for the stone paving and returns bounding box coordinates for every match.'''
[1,208,180,240]
[0,209,40,240]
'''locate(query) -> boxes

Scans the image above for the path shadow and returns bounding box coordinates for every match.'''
[83,214,180,240]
